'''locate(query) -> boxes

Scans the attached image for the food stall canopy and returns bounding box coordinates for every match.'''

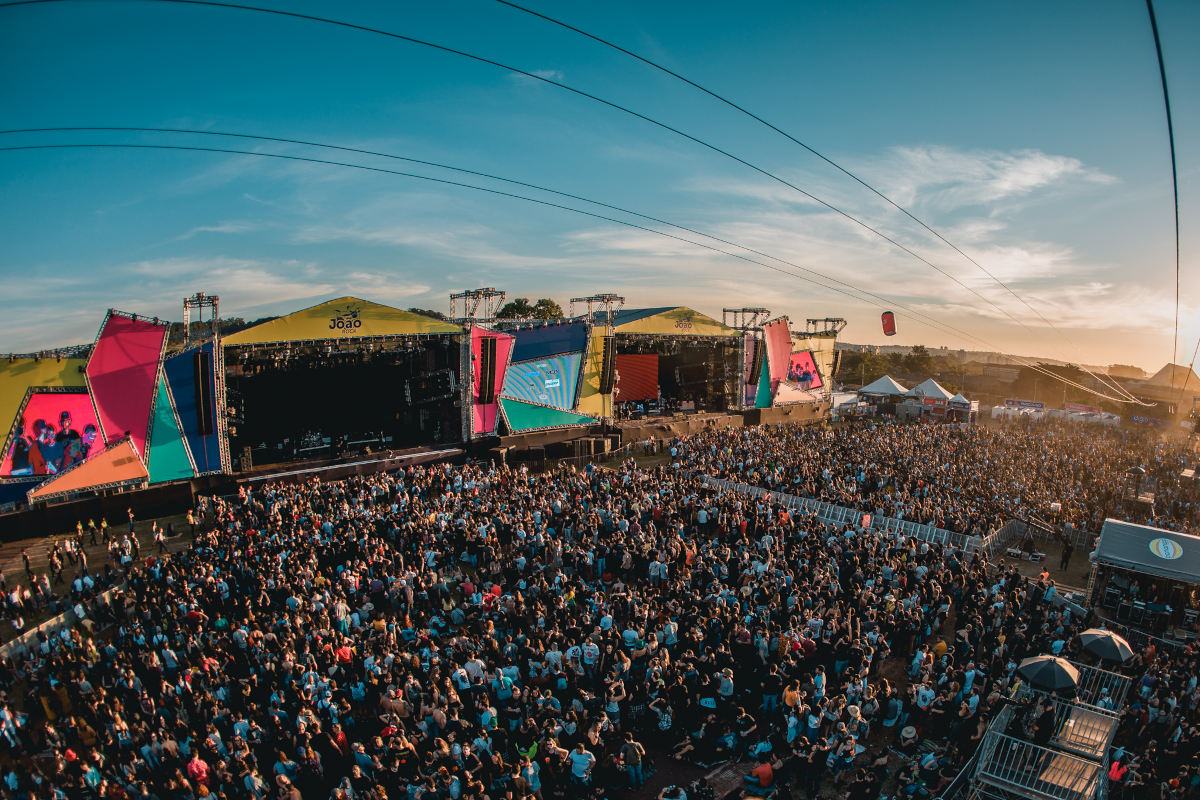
[859,375,908,396]
[1093,519,1200,585]
[904,378,953,400]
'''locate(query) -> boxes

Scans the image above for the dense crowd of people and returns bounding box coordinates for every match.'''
[0,420,1194,800]
[673,420,1198,537]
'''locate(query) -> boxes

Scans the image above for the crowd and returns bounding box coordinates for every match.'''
[672,420,1198,537]
[0,420,1193,800]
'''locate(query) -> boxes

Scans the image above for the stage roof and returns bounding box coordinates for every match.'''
[223,297,462,346]
[612,307,737,337]
[1094,519,1200,585]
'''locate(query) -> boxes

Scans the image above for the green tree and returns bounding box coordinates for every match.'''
[497,297,564,319]
[531,298,564,319]
[903,345,934,376]
[407,307,448,320]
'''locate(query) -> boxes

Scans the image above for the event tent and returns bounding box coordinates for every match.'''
[905,378,953,400]
[858,375,908,396]
[1092,518,1200,585]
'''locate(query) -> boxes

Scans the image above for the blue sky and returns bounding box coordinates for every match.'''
[1,0,1196,369]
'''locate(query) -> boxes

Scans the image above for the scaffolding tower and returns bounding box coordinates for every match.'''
[450,288,506,324]
[183,292,220,346]
[570,294,625,326]
[723,307,770,331]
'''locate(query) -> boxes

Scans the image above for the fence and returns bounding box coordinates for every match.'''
[551,441,639,471]
[1091,612,1190,655]
[978,518,1094,560]
[697,476,982,556]
[974,713,1108,800]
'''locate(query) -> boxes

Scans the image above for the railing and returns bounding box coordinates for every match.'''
[697,475,982,556]
[936,751,981,800]
[1091,612,1191,655]
[1006,693,1117,762]
[552,441,638,470]
[975,731,1107,800]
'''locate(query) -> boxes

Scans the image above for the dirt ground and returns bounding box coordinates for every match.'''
[990,538,1095,593]
[0,511,194,643]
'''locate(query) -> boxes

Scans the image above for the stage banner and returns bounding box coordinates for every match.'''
[163,342,223,473]
[614,354,658,403]
[500,398,594,433]
[762,318,792,391]
[86,312,168,458]
[754,363,773,408]
[1,391,102,477]
[471,328,514,436]
[28,438,147,502]
[576,331,609,418]
[501,353,583,411]
[508,322,588,362]
[147,376,195,484]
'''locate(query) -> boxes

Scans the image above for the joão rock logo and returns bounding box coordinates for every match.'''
[1149,537,1183,560]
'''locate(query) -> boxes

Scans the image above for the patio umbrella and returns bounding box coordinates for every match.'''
[1079,628,1134,663]
[1017,655,1080,693]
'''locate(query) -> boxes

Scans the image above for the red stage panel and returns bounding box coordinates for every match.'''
[86,313,168,458]
[614,354,658,403]
[1,392,102,476]
[471,328,514,435]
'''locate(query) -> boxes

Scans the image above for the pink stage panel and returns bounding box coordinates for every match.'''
[86,313,168,458]
[763,318,792,389]
[471,328,514,435]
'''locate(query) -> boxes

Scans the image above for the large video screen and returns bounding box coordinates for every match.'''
[784,350,823,391]
[500,353,583,410]
[2,392,103,476]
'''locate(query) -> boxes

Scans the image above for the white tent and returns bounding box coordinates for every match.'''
[859,375,908,396]
[948,392,970,407]
[905,378,953,400]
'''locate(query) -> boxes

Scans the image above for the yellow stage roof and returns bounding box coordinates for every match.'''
[223,297,462,346]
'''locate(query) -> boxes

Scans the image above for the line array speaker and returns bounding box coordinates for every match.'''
[478,337,498,404]
[193,350,214,436]
[599,336,617,394]
[748,339,765,386]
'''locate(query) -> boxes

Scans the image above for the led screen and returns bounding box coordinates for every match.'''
[2,392,102,476]
[784,350,823,391]
[500,353,582,410]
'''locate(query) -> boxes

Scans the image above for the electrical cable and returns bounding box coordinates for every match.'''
[1144,0,1182,370]
[0,125,979,346]
[0,138,1148,404]
[0,0,1051,340]
[494,0,1146,403]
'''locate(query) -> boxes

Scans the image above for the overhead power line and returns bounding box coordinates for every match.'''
[0,138,1149,404]
[0,0,1053,341]
[493,0,1145,403]
[1144,0,1182,370]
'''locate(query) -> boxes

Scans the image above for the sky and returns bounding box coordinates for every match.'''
[0,0,1196,370]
